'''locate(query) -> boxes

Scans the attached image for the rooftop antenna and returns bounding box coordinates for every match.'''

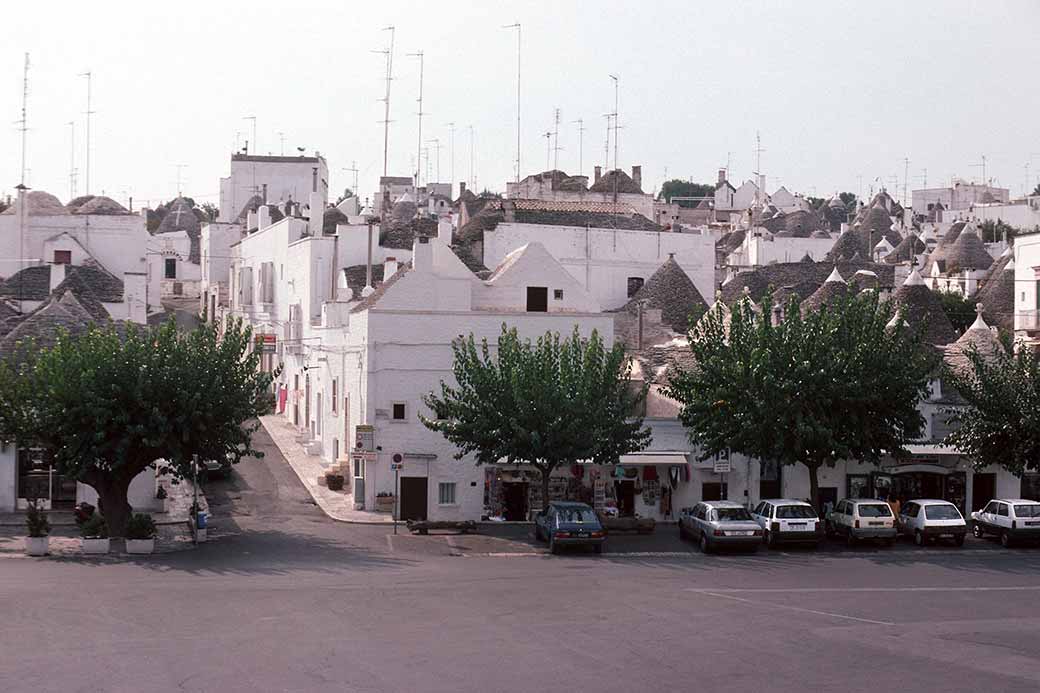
[422,146,431,186]
[468,124,475,190]
[18,53,30,187]
[242,115,257,154]
[68,121,77,200]
[502,22,521,182]
[916,168,928,191]
[726,151,732,179]
[447,122,455,197]
[277,131,285,156]
[543,130,552,171]
[753,131,765,179]
[427,138,441,183]
[609,74,619,176]
[552,108,562,171]
[407,49,425,188]
[902,157,910,208]
[602,113,611,172]
[572,118,585,178]
[970,155,987,186]
[79,70,95,194]
[374,26,396,178]
[342,161,359,196]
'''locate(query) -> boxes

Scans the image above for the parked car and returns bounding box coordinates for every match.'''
[679,501,762,553]
[534,501,606,555]
[751,499,823,548]
[898,499,966,546]
[202,456,232,481]
[826,498,896,546]
[971,499,1040,547]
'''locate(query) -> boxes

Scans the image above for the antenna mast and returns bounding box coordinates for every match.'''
[552,108,561,171]
[572,118,585,178]
[342,161,359,197]
[407,49,424,188]
[468,125,475,190]
[242,115,257,154]
[427,138,441,183]
[503,23,521,182]
[80,70,94,193]
[68,121,77,199]
[19,53,30,187]
[903,156,910,209]
[447,122,455,196]
[375,26,396,178]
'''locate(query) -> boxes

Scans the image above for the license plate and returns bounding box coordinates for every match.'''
[729,531,754,536]
[787,523,812,531]
[869,521,885,526]
[940,534,954,539]
[1027,521,1040,527]
[576,532,588,538]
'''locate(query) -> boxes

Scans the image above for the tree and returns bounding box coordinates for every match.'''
[659,180,714,208]
[938,290,978,335]
[978,219,1017,243]
[0,318,275,536]
[665,293,935,509]
[806,196,826,211]
[944,346,1040,476]
[839,192,858,214]
[199,202,219,222]
[1033,183,1040,197]
[421,326,651,506]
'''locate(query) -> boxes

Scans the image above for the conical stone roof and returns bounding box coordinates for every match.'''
[975,253,1015,332]
[801,267,849,314]
[884,233,926,264]
[922,221,967,274]
[943,224,993,273]
[626,255,707,333]
[889,269,958,345]
[943,305,1003,377]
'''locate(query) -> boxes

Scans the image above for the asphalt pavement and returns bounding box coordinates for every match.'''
[3,426,1040,693]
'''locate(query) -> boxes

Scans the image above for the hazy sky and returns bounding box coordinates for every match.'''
[3,1,1038,209]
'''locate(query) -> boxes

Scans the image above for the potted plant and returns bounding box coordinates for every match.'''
[24,499,51,556]
[326,472,345,491]
[81,514,110,554]
[375,492,395,512]
[125,513,157,555]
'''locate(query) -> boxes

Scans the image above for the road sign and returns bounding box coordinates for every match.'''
[355,425,375,453]
[390,462,403,470]
[351,451,377,461]
[713,459,731,474]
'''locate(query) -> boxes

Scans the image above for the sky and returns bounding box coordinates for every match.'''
[2,0,1038,210]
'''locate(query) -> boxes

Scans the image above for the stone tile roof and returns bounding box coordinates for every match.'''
[942,224,993,273]
[624,255,707,333]
[922,221,967,275]
[715,228,746,265]
[0,265,122,320]
[828,206,902,261]
[889,270,958,346]
[800,268,850,313]
[350,262,411,313]
[764,209,826,237]
[943,308,1004,377]
[975,253,1014,332]
[155,197,202,263]
[0,291,98,362]
[341,264,386,300]
[0,190,68,216]
[73,195,130,215]
[381,217,438,250]
[456,200,660,245]
[884,234,926,264]
[588,168,644,194]
[323,207,348,234]
[0,266,51,301]
[720,260,894,307]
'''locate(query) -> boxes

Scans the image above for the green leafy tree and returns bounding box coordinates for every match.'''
[0,318,275,536]
[199,202,219,222]
[938,291,978,335]
[665,294,935,509]
[659,180,714,208]
[944,346,1040,475]
[421,326,651,506]
[1032,183,1040,197]
[978,219,1017,243]
[806,196,827,211]
[839,192,858,213]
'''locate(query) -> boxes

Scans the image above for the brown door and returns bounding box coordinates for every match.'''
[972,473,996,512]
[399,477,428,521]
[616,480,636,516]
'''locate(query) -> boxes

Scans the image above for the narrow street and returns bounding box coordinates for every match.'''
[4,427,1040,693]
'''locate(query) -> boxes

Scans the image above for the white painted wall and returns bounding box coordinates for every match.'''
[219,155,329,222]
[1015,232,1040,334]
[731,231,835,266]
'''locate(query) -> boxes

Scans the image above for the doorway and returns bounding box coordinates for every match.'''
[399,477,428,521]
[759,460,782,499]
[972,473,996,512]
[615,480,636,516]
[17,448,77,509]
[502,482,529,521]
[293,374,300,426]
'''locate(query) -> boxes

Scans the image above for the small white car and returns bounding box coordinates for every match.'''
[898,499,966,546]
[751,499,823,548]
[971,499,1040,547]
[826,498,896,546]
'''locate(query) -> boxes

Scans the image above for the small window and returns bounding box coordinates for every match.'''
[997,503,1009,517]
[332,438,339,461]
[332,380,338,413]
[392,402,407,421]
[164,258,177,279]
[53,250,72,265]
[438,482,456,505]
[553,289,564,301]
[526,286,548,312]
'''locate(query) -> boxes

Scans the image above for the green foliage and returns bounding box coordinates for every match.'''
[839,192,858,213]
[81,514,108,539]
[659,180,715,208]
[0,318,275,536]
[199,202,219,222]
[422,326,651,502]
[25,499,50,537]
[978,219,1017,243]
[125,513,156,540]
[944,346,1040,475]
[665,293,935,508]
[806,196,826,211]
[938,291,978,335]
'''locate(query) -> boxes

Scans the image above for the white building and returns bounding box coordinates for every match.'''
[219,153,329,223]
[912,180,1011,216]
[1014,228,1040,344]
[199,221,243,321]
[505,166,654,220]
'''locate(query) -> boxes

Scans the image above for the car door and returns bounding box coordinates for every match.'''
[900,502,917,535]
[752,502,769,531]
[995,502,1011,532]
[688,504,703,538]
[977,501,996,533]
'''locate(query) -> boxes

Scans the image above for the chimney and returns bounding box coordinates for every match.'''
[49,262,66,292]
[718,168,727,184]
[413,234,432,272]
[383,256,398,278]
[437,218,452,245]
[258,205,271,229]
[308,191,322,235]
[594,166,602,183]
[631,166,642,189]
[262,183,268,204]
[312,167,318,193]
[247,209,258,231]
[459,181,466,196]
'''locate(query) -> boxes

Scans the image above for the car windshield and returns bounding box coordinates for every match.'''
[924,505,962,520]
[776,505,817,519]
[716,508,753,521]
[858,504,892,517]
[556,508,598,524]
[1014,504,1040,518]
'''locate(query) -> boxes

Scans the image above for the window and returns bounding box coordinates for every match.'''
[164,258,177,279]
[701,482,727,501]
[526,286,548,312]
[438,482,456,505]
[332,438,339,461]
[627,277,645,298]
[924,504,962,520]
[1014,504,1040,518]
[983,502,997,515]
[392,402,407,421]
[997,503,1009,517]
[332,380,338,413]
[776,505,816,519]
[553,289,564,301]
[53,250,72,265]
[858,504,892,518]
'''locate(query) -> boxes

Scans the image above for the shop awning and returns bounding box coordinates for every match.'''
[903,444,962,456]
[618,452,689,466]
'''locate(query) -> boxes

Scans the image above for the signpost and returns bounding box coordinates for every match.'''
[390,453,404,535]
[713,457,731,500]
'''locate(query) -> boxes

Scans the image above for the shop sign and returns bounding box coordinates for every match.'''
[355,425,375,453]
[254,333,277,353]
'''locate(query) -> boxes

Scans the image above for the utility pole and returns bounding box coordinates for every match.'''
[242,115,257,154]
[502,23,521,182]
[572,118,585,178]
[19,53,30,187]
[603,114,611,172]
[427,138,441,183]
[903,156,910,208]
[80,70,94,194]
[68,121,77,200]
[407,50,425,188]
[609,74,619,175]
[374,26,396,178]
[277,131,285,156]
[753,131,765,180]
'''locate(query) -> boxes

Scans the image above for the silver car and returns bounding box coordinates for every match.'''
[679,501,762,553]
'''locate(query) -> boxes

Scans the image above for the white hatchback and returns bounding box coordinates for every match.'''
[971,499,1040,547]
[751,499,823,548]
[898,499,966,546]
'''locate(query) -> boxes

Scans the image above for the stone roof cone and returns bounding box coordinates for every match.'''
[626,254,707,333]
[890,268,958,345]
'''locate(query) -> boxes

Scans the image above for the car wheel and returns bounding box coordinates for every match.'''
[1000,531,1011,548]
[846,531,857,548]
[699,533,711,554]
[766,530,778,548]
[954,535,965,547]
[549,536,559,555]
[972,523,984,539]
[914,530,924,546]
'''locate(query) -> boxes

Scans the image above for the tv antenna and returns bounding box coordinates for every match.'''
[543,130,552,171]
[68,121,78,200]
[427,138,441,183]
[572,118,585,178]
[407,49,425,187]
[551,108,562,171]
[502,22,521,182]
[447,122,455,196]
[18,53,30,187]
[342,161,359,196]
[903,156,910,208]
[609,74,619,176]
[468,124,475,190]
[277,131,286,156]
[242,115,257,154]
[373,26,395,178]
[971,155,987,185]
[80,70,95,193]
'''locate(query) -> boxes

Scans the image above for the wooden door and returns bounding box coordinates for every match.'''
[399,477,429,521]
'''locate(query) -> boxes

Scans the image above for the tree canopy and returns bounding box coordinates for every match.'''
[0,318,275,535]
[978,219,1017,244]
[665,293,935,509]
[659,180,715,208]
[938,290,978,335]
[944,346,1040,476]
[839,192,858,213]
[421,326,651,506]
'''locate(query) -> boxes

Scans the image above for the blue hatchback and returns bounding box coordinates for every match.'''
[534,501,606,555]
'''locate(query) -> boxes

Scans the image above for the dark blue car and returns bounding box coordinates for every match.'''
[534,501,606,555]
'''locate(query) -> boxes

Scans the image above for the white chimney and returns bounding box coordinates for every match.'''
[437,218,452,245]
[122,272,148,324]
[308,191,323,235]
[258,205,271,229]
[49,262,66,292]
[413,235,432,272]
[247,210,258,230]
[383,255,399,278]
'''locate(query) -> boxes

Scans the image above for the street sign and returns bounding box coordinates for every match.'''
[355,425,375,453]
[254,333,277,353]
[390,462,403,470]
[713,459,731,474]
[351,451,378,461]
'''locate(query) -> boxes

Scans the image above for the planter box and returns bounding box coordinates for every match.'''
[24,536,49,556]
[375,497,395,512]
[82,538,110,554]
[125,538,155,555]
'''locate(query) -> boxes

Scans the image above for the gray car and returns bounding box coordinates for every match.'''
[679,501,762,553]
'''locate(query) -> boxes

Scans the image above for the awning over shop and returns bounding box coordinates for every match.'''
[618,452,689,466]
[903,444,962,456]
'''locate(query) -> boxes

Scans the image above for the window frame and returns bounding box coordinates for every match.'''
[53,250,72,265]
[438,481,457,506]
[391,401,407,422]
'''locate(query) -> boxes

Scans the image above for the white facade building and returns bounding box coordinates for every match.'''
[912,180,1011,216]
[219,154,329,223]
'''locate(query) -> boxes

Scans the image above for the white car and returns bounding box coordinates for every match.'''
[751,499,823,548]
[897,499,966,546]
[971,499,1040,547]
[826,498,896,546]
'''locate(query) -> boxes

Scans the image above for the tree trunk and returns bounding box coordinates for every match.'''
[807,461,821,515]
[539,467,552,516]
[92,476,134,538]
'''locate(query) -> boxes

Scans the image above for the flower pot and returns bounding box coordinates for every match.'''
[25,536,49,556]
[82,538,110,554]
[375,497,395,512]
[125,538,155,555]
